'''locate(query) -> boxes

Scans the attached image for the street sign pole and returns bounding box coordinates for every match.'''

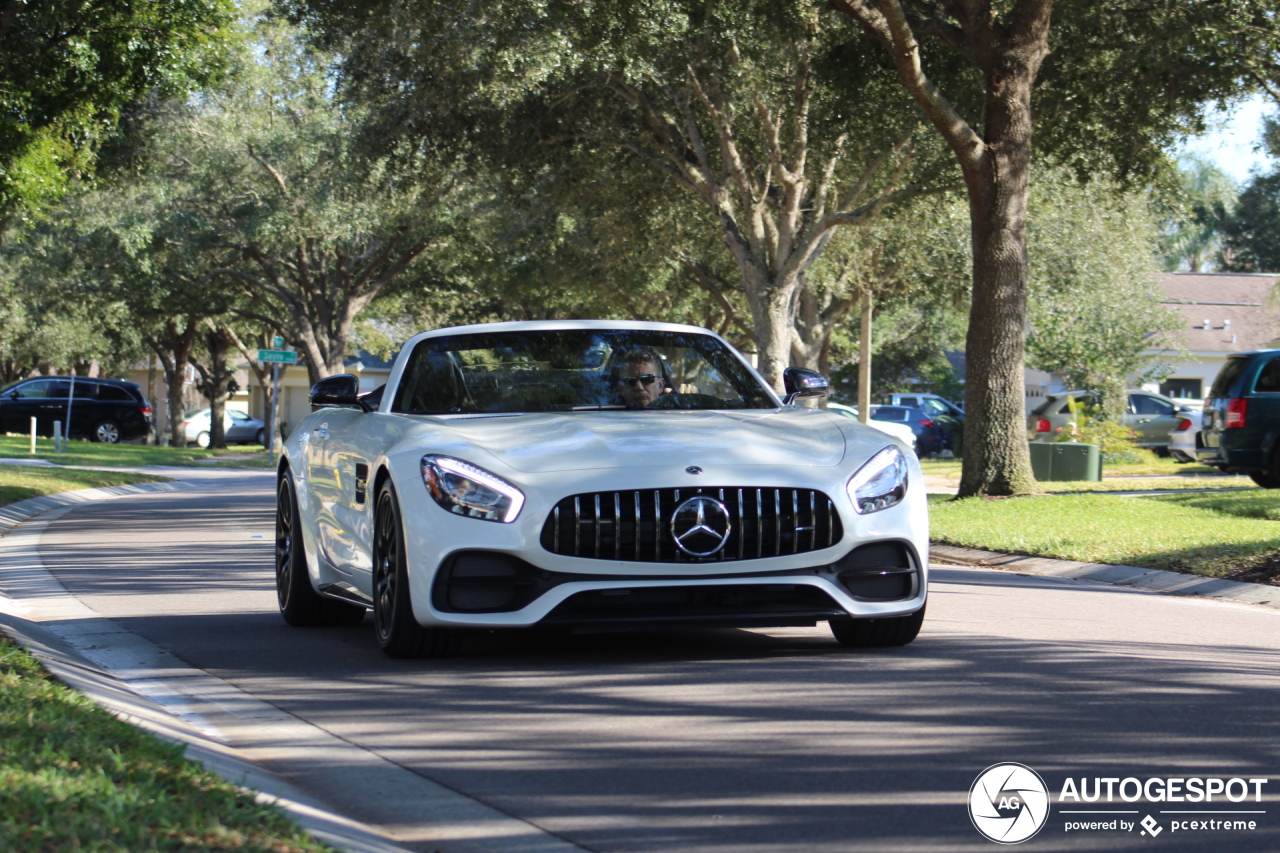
[269,362,280,452]
[65,368,75,440]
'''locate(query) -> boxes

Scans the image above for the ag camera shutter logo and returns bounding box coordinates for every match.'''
[969,763,1051,844]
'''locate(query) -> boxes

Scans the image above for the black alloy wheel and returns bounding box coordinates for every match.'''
[276,471,365,627]
[373,481,453,658]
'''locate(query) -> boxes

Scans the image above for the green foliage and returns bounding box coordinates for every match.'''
[1157,155,1238,272]
[1223,151,1280,272]
[1050,398,1149,465]
[1026,166,1183,398]
[0,0,237,222]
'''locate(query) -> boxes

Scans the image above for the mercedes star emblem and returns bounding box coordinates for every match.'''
[670,496,731,557]
[686,465,702,475]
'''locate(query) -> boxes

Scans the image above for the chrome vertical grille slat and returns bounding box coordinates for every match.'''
[634,491,641,562]
[654,491,662,561]
[736,489,744,560]
[542,487,841,562]
[774,490,781,556]
[574,497,581,554]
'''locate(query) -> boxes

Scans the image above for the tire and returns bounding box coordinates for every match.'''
[92,420,122,444]
[195,431,211,449]
[373,481,453,658]
[276,472,366,627]
[255,428,266,446]
[1249,472,1280,489]
[829,605,925,648]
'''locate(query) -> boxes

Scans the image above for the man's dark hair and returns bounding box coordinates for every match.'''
[615,348,663,372]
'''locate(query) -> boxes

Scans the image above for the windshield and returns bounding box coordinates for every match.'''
[391,329,775,415]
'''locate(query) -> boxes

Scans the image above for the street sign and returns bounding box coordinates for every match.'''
[272,335,285,349]
[258,349,298,364]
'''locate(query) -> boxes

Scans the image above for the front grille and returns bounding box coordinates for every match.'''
[540,487,843,563]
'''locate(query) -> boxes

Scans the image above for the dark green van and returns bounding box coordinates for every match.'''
[1200,348,1280,487]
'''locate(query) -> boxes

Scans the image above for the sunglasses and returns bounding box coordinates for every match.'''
[619,374,659,387]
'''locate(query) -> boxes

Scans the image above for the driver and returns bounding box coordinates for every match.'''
[613,349,672,407]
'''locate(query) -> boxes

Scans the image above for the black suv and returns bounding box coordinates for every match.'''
[1201,348,1280,486]
[0,376,153,443]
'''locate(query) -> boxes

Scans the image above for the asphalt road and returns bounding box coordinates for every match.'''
[23,470,1280,852]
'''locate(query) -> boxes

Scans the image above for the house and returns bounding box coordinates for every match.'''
[1138,271,1280,401]
[1020,271,1280,412]
[241,350,395,441]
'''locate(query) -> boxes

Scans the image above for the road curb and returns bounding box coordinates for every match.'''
[930,543,1279,610]
[0,480,421,853]
[0,479,589,853]
[0,480,192,537]
[0,609,414,853]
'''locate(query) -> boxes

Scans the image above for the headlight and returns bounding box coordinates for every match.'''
[421,455,524,522]
[847,446,908,514]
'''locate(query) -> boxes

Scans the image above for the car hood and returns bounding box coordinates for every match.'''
[421,408,863,473]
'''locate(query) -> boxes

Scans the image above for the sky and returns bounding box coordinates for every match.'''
[1176,92,1274,184]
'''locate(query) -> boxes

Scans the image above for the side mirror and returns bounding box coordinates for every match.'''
[782,367,829,405]
[310,374,371,412]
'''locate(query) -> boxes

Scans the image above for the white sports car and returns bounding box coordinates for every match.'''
[276,321,928,657]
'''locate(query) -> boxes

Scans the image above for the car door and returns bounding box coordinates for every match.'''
[1127,394,1178,447]
[62,379,100,438]
[225,409,254,442]
[304,408,375,581]
[1,379,61,435]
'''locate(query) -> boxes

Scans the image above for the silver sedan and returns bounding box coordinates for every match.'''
[183,407,266,447]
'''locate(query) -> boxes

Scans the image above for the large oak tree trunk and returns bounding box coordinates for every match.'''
[958,57,1039,496]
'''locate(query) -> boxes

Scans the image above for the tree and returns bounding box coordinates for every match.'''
[292,0,955,389]
[1025,167,1182,414]
[171,17,456,386]
[1224,170,1280,272]
[0,0,234,233]
[1159,156,1238,272]
[828,0,1280,496]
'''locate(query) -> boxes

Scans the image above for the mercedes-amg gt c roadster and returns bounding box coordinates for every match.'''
[276,320,928,657]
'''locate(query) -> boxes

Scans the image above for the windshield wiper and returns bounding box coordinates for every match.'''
[569,404,627,411]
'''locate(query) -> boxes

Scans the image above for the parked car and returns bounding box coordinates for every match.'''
[886,393,964,450]
[826,402,920,452]
[183,407,266,448]
[278,320,929,657]
[867,405,946,456]
[1200,348,1280,486]
[1027,390,1193,455]
[1168,410,1203,464]
[0,376,152,443]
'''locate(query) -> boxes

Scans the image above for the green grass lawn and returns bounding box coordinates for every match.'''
[930,491,1280,584]
[0,637,331,852]
[0,467,173,508]
[0,435,273,469]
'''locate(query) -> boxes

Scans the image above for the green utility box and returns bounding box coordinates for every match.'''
[1028,441,1102,482]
